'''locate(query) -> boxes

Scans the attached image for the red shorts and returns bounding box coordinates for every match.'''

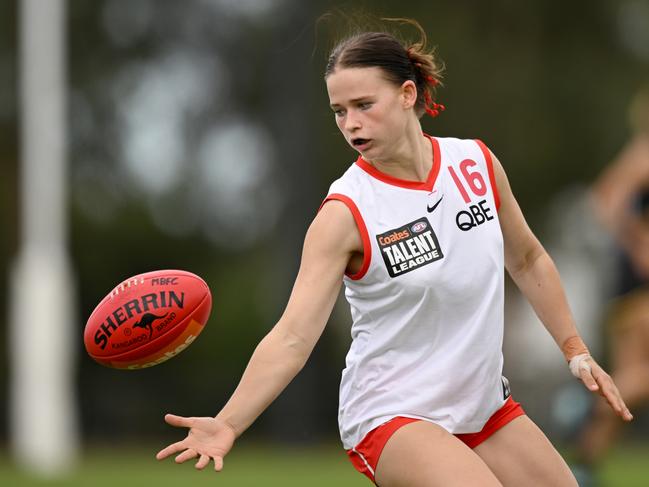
[346,397,525,484]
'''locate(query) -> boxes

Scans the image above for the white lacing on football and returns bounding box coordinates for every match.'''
[569,353,592,379]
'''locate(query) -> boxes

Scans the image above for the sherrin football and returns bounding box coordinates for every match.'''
[84,270,212,369]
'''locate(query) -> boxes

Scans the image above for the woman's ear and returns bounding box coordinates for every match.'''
[400,80,418,110]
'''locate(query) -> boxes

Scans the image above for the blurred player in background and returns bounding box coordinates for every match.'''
[572,84,649,487]
[156,18,632,486]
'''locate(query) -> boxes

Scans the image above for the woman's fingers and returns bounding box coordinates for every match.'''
[622,407,634,421]
[195,454,211,470]
[164,414,195,428]
[597,376,634,422]
[157,414,230,472]
[584,362,634,422]
[156,441,186,460]
[175,448,198,464]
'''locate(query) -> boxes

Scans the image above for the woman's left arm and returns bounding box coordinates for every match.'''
[491,149,633,422]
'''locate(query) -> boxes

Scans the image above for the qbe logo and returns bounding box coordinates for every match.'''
[376,217,444,278]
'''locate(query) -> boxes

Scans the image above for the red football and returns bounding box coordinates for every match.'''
[84,269,211,369]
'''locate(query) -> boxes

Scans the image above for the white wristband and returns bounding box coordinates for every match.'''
[569,353,592,379]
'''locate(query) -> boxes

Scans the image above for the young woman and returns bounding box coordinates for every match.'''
[156,19,632,486]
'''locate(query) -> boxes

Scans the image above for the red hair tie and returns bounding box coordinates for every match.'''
[424,90,445,118]
[407,49,445,118]
[425,75,439,87]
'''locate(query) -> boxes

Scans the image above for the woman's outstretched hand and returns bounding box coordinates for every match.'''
[576,357,634,422]
[156,414,237,471]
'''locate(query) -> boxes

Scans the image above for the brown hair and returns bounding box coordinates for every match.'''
[323,18,445,119]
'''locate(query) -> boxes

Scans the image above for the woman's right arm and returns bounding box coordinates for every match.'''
[156,199,362,471]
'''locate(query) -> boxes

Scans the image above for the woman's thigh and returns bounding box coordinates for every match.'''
[473,415,577,487]
[374,420,503,487]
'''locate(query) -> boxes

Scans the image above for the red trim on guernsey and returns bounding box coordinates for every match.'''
[475,139,501,211]
[319,194,371,280]
[355,134,441,192]
[346,397,525,484]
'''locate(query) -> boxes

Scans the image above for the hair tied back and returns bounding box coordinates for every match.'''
[406,43,445,118]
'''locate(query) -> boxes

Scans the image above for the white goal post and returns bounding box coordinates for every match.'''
[9,0,79,476]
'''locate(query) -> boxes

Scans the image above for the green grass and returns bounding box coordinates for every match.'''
[0,443,367,487]
[598,445,649,487]
[0,443,648,486]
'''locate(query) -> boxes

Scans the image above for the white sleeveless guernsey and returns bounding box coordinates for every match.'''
[323,135,507,450]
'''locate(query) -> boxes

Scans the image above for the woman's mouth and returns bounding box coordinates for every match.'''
[351,138,372,151]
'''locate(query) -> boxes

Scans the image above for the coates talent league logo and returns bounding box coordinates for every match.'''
[376,217,444,277]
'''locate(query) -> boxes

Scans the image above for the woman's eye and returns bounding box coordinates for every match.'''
[358,102,372,110]
[333,109,345,117]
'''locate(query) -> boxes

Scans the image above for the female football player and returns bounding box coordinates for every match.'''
[156,19,632,486]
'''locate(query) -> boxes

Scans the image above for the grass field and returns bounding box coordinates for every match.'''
[1,443,648,486]
[0,443,366,487]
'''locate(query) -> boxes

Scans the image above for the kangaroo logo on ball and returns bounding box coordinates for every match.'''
[132,312,168,339]
[84,270,212,369]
